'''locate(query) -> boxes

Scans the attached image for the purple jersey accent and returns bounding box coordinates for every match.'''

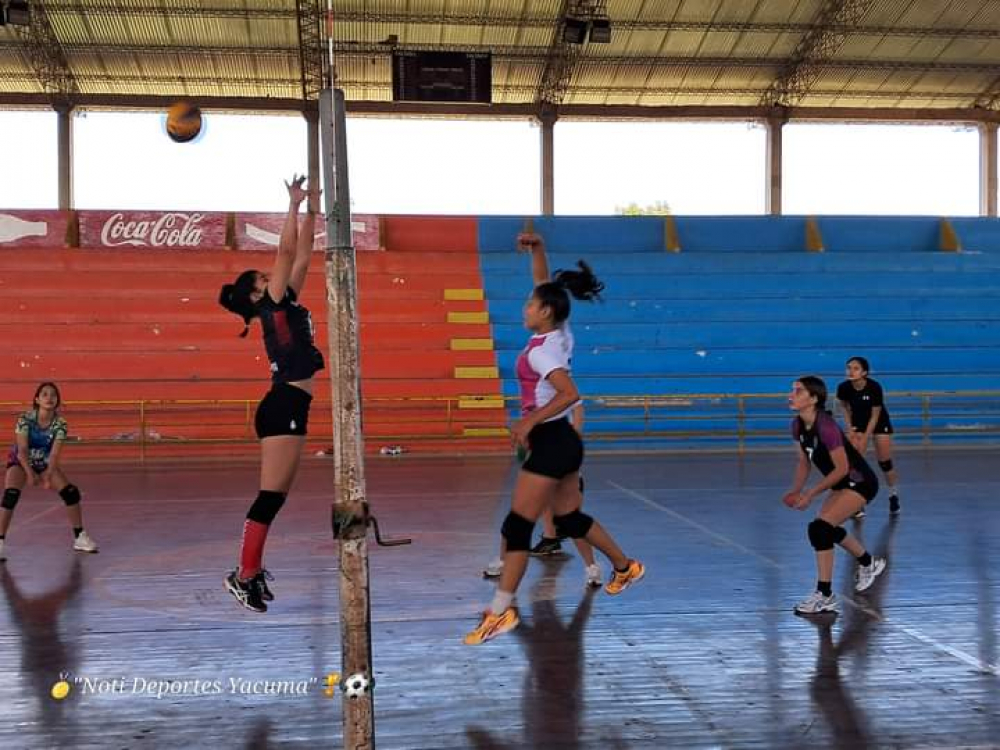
[792,411,876,488]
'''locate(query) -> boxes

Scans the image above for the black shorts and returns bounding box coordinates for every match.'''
[852,412,894,436]
[254,383,313,439]
[521,418,583,480]
[837,474,879,504]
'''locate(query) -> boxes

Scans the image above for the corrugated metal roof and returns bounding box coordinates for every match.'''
[0,0,998,113]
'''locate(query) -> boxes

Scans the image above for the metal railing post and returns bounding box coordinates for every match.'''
[922,395,931,446]
[737,396,746,455]
[139,400,146,463]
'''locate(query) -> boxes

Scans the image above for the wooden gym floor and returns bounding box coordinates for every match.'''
[0,450,997,749]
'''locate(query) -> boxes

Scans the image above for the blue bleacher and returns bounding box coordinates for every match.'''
[478,216,1000,447]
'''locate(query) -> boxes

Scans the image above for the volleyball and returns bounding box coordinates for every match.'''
[165,101,202,143]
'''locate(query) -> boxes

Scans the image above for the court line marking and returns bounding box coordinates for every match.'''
[16,503,64,528]
[608,480,1000,677]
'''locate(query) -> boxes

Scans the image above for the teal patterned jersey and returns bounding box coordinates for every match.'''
[13,409,68,469]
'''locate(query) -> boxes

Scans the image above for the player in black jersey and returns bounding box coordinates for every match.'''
[785,376,886,615]
[218,175,324,613]
[836,357,901,515]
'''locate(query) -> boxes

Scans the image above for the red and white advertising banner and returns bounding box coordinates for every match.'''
[235,212,380,252]
[0,210,70,247]
[78,210,228,249]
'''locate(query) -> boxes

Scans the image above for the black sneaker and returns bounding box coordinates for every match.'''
[529,537,563,556]
[255,569,275,602]
[224,571,267,613]
[889,495,901,515]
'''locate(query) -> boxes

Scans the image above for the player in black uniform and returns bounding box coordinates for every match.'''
[785,376,886,615]
[836,357,901,515]
[218,175,324,613]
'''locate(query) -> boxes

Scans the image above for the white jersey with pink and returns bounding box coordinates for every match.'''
[516,324,578,421]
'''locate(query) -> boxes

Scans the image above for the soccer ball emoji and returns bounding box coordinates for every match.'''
[343,672,370,699]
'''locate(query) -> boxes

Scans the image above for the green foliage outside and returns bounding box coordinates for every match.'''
[615,200,672,216]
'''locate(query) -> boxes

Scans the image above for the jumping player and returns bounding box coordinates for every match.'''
[482,232,602,588]
[464,235,644,645]
[1,382,99,561]
[785,376,886,615]
[218,175,323,612]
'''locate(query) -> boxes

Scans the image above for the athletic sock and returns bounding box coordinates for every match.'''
[489,590,514,615]
[239,519,269,580]
[857,551,872,567]
[817,581,833,597]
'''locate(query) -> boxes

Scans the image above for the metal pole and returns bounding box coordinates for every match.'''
[765,116,783,216]
[539,109,556,215]
[980,122,998,218]
[56,104,73,210]
[320,86,375,747]
[737,397,746,455]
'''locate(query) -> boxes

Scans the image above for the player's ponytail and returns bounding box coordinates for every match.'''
[219,270,260,337]
[534,261,605,324]
[553,260,605,302]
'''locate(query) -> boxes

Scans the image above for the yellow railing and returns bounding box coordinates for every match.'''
[2,390,998,458]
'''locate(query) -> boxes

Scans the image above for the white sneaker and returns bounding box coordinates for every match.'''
[794,591,839,615]
[855,556,886,592]
[73,530,99,553]
[585,563,602,588]
[0,538,5,562]
[482,558,503,579]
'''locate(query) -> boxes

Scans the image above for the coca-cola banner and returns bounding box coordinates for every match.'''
[235,212,380,252]
[0,210,70,247]
[78,211,228,249]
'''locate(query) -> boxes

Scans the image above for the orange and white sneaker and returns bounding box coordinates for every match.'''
[463,607,520,645]
[605,559,645,595]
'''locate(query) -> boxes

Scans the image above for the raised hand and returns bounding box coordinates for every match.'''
[516,232,543,253]
[285,174,308,205]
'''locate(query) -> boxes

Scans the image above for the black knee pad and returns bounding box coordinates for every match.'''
[59,484,81,507]
[807,518,841,551]
[1,488,21,510]
[247,490,286,525]
[553,510,594,539]
[878,459,893,472]
[501,512,535,552]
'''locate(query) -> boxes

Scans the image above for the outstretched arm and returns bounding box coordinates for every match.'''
[267,175,307,302]
[288,181,321,295]
[518,232,549,285]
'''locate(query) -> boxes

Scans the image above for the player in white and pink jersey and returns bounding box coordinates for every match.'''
[482,234,601,587]
[465,232,645,645]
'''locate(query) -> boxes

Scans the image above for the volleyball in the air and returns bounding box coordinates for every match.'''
[165,101,203,143]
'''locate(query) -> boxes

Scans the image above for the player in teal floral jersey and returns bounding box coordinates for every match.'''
[1,382,99,561]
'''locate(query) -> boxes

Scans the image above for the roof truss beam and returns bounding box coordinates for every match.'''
[974,76,1000,110]
[760,0,876,108]
[294,0,326,100]
[7,0,78,103]
[4,95,999,127]
[37,4,1000,40]
[5,40,998,76]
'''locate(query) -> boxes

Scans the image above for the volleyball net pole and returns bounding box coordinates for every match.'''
[319,81,376,750]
